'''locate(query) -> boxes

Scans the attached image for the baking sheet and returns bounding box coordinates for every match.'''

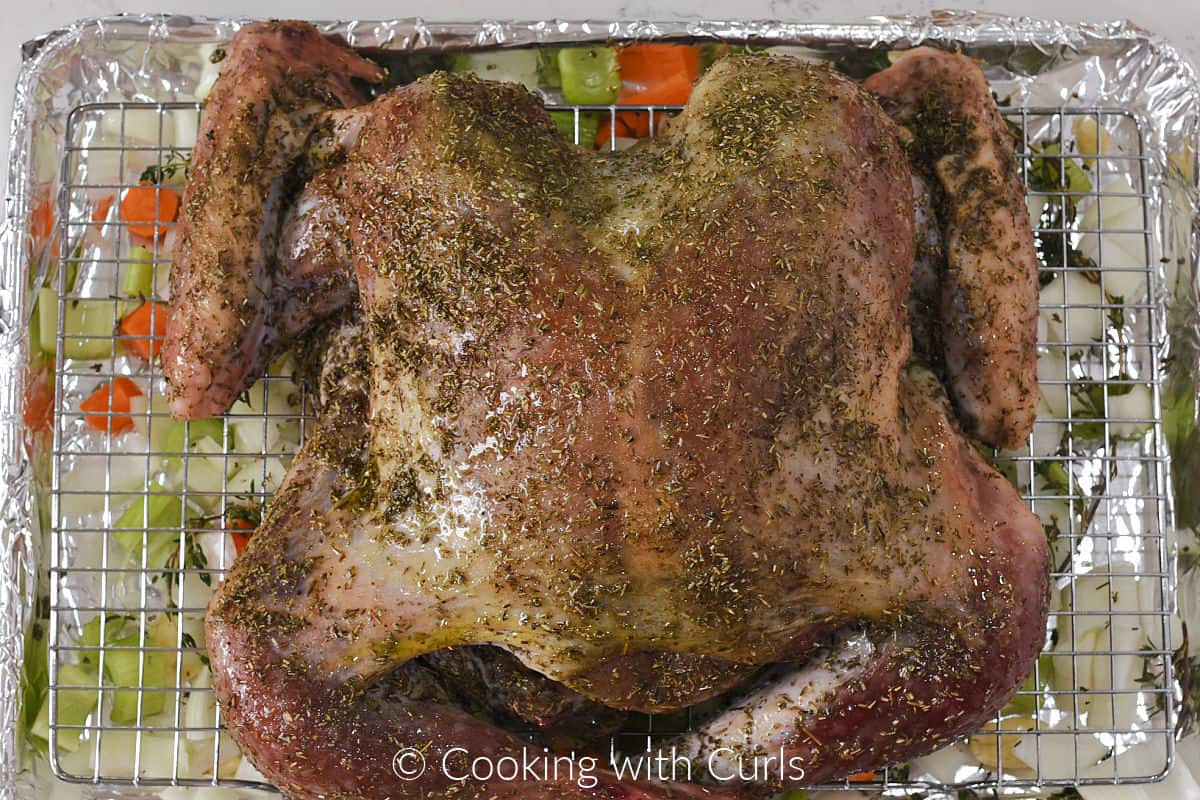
[2,11,1199,800]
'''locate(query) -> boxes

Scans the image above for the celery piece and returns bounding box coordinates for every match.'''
[163,417,225,454]
[64,299,117,360]
[22,624,50,753]
[550,111,602,147]
[163,417,225,470]
[699,43,725,73]
[75,614,177,725]
[121,246,156,299]
[113,483,184,567]
[557,47,620,105]
[38,288,117,360]
[30,662,100,752]
[1034,143,1092,195]
[1004,654,1056,715]
[78,615,132,662]
[29,297,42,358]
[63,243,82,295]
[537,48,562,88]
[35,288,56,356]
[105,633,170,723]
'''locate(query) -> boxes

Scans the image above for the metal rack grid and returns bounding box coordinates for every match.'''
[44,99,1175,794]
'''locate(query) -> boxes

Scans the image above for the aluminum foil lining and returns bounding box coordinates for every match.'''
[2,10,1198,799]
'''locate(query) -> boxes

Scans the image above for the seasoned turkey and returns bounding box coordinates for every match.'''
[169,21,1049,799]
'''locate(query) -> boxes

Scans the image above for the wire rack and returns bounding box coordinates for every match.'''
[44,99,1176,794]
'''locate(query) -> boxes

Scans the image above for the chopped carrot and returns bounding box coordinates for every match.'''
[119,301,167,361]
[22,362,54,439]
[30,196,56,249]
[617,44,701,106]
[848,771,877,782]
[595,44,702,149]
[119,182,180,240]
[596,112,639,148]
[80,377,142,434]
[91,194,115,229]
[228,516,255,555]
[594,111,672,148]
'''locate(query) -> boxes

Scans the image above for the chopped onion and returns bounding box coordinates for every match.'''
[59,728,188,780]
[909,741,982,783]
[182,667,215,741]
[101,102,177,148]
[1054,561,1152,733]
[233,753,267,782]
[1075,174,1147,299]
[1107,384,1154,439]
[1012,725,1110,777]
[968,716,1036,771]
[1039,271,1104,346]
[1036,350,1071,419]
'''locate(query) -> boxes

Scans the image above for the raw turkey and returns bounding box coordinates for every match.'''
[166,21,1049,799]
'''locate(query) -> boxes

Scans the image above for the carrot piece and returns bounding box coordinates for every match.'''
[595,112,639,148]
[23,362,54,438]
[119,182,180,240]
[848,771,877,782]
[595,110,676,148]
[617,44,701,106]
[91,194,115,229]
[228,516,255,555]
[80,377,142,434]
[31,199,55,242]
[594,110,673,148]
[119,300,167,361]
[594,44,699,149]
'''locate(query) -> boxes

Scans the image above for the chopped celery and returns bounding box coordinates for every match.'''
[105,633,170,723]
[537,49,562,88]
[61,241,82,295]
[121,246,156,298]
[1032,142,1092,195]
[22,623,49,753]
[74,614,187,725]
[64,299,117,360]
[113,483,184,567]
[163,417,225,469]
[558,47,620,105]
[30,662,100,752]
[34,288,53,355]
[79,615,131,656]
[36,288,116,359]
[550,111,602,147]
[1004,654,1056,715]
